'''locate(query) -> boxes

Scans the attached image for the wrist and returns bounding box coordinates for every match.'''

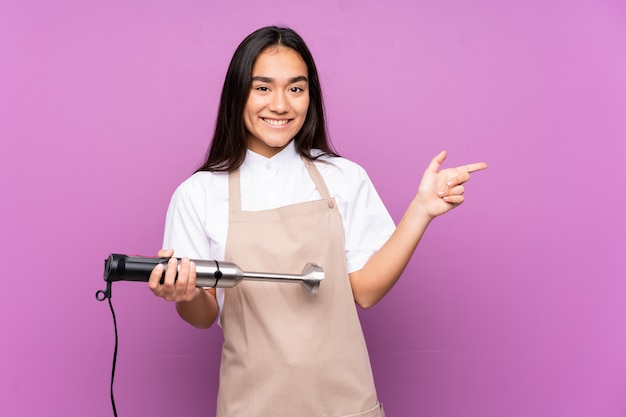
[407,199,436,224]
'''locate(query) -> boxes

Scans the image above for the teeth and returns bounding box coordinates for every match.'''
[263,118,289,126]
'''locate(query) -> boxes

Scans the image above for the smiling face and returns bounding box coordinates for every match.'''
[243,46,310,158]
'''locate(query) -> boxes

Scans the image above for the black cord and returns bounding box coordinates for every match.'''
[107,296,119,417]
[97,256,223,415]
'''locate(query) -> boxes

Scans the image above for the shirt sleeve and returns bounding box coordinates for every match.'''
[162,178,212,260]
[162,175,227,325]
[322,159,396,274]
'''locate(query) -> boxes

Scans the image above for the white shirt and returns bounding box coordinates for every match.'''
[162,141,396,310]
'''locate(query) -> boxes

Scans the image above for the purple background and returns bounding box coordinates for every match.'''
[1,0,625,416]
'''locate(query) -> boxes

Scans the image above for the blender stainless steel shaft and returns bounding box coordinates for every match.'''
[103,254,324,295]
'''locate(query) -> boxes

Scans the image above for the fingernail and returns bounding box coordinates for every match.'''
[437,191,444,197]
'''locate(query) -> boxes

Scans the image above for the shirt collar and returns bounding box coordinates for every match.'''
[243,140,299,171]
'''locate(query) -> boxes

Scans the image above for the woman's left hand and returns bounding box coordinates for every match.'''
[413,150,488,219]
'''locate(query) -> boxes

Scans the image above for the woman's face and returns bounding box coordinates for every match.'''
[243,46,310,158]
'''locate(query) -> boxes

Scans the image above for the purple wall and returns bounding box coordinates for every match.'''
[1,0,625,416]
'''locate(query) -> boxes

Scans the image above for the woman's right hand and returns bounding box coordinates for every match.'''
[148,249,202,302]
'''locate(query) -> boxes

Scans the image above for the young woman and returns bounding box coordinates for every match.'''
[148,26,487,417]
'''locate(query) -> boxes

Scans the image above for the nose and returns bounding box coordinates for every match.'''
[269,90,289,113]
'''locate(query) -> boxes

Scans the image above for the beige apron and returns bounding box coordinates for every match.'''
[216,158,384,417]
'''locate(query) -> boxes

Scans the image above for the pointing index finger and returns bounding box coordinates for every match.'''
[460,162,488,173]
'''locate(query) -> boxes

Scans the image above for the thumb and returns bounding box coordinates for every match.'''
[425,150,447,174]
[157,249,174,258]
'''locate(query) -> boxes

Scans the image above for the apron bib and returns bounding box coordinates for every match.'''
[216,158,384,417]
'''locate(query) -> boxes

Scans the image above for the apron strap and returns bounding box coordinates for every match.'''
[303,158,332,201]
[228,169,241,213]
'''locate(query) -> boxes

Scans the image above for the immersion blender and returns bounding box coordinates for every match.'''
[96,253,324,300]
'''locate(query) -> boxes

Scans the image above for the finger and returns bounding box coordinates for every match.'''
[148,263,165,292]
[443,194,465,205]
[447,172,471,187]
[173,257,191,299]
[447,185,466,196]
[425,150,447,173]
[158,248,174,258]
[458,161,488,174]
[162,257,179,291]
[438,184,465,198]
[182,261,199,301]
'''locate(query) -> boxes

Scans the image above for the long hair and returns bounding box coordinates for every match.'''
[196,26,338,172]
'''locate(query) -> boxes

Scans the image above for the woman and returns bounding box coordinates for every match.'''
[149,26,487,417]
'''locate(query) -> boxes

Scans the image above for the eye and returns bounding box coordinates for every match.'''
[255,86,270,92]
[289,86,304,93]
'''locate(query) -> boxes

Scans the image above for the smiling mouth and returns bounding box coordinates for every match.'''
[262,118,290,127]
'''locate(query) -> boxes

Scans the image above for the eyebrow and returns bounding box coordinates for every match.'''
[251,75,308,84]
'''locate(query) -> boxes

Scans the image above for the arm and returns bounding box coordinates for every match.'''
[148,178,221,328]
[349,151,487,308]
[148,249,219,329]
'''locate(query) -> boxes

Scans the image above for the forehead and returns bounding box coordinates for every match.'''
[252,46,308,77]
